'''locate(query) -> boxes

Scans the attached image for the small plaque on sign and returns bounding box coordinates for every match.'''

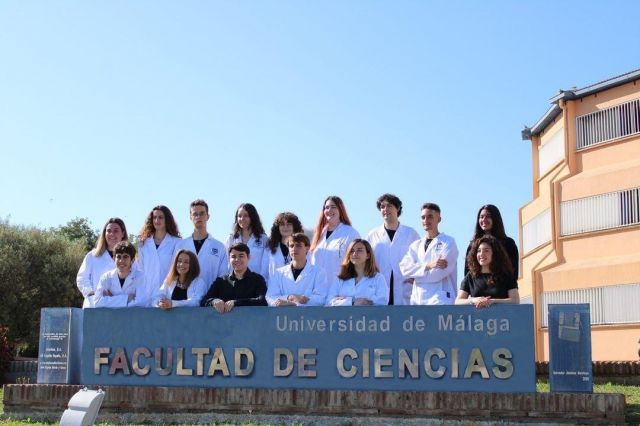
[37,308,83,384]
[548,304,592,393]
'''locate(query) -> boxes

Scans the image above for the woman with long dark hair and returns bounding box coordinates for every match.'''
[310,196,360,280]
[464,204,519,278]
[138,205,181,293]
[153,249,206,309]
[262,212,304,282]
[224,203,268,277]
[326,239,388,306]
[76,217,128,308]
[456,235,520,308]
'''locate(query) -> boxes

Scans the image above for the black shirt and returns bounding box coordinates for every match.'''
[291,265,304,281]
[385,227,397,242]
[200,270,267,307]
[460,273,518,299]
[280,243,291,265]
[193,238,206,255]
[171,285,188,301]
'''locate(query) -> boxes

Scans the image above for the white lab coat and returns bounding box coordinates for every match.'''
[138,234,181,295]
[92,268,149,308]
[266,263,328,306]
[399,232,458,305]
[367,223,420,305]
[76,250,115,308]
[175,235,227,291]
[311,223,360,281]
[152,277,206,308]
[261,246,290,285]
[326,272,389,306]
[224,233,268,278]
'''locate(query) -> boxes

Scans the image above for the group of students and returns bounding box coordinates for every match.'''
[75,194,520,312]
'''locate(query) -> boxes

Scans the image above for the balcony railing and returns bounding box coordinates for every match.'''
[538,127,565,176]
[576,97,640,150]
[522,208,551,254]
[561,187,640,236]
[541,283,640,326]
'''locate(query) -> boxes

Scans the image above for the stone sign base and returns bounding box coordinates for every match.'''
[2,384,625,425]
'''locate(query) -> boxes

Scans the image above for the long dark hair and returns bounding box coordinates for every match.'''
[267,212,303,254]
[139,205,181,241]
[466,235,513,284]
[472,204,507,240]
[164,249,200,288]
[232,203,265,240]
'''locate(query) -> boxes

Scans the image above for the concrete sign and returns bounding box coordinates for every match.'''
[79,305,535,392]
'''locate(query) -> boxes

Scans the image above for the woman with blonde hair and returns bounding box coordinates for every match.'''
[326,239,388,306]
[76,217,128,308]
[310,196,360,281]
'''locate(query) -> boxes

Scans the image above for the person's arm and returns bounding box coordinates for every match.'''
[200,277,223,307]
[234,274,268,306]
[94,275,128,308]
[399,242,424,279]
[305,267,329,306]
[76,252,95,298]
[152,282,169,308]
[421,240,458,283]
[488,288,520,305]
[369,274,390,306]
[265,272,285,306]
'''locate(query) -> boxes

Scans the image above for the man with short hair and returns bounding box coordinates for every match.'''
[200,243,267,313]
[266,233,328,307]
[399,203,458,305]
[174,199,227,291]
[93,241,149,308]
[367,193,420,305]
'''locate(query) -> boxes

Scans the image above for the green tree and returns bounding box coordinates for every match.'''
[52,217,98,252]
[0,220,85,356]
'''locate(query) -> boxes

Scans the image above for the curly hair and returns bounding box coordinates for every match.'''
[466,235,513,284]
[267,212,303,254]
[139,205,181,241]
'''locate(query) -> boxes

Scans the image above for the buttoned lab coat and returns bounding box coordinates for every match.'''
[93,268,149,308]
[266,263,328,306]
[175,235,227,291]
[310,223,360,281]
[326,272,389,306]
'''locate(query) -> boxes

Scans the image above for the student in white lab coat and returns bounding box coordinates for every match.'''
[367,193,420,305]
[326,239,389,306]
[266,233,328,307]
[93,241,149,308]
[174,199,227,292]
[262,212,304,283]
[400,203,458,305]
[310,196,360,281]
[76,217,128,308]
[224,203,268,278]
[138,205,181,295]
[153,249,206,309]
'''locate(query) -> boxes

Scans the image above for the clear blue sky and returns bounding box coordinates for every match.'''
[1,1,639,274]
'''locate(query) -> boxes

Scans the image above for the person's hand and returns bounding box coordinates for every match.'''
[127,293,135,303]
[212,299,225,313]
[224,300,235,312]
[158,298,172,310]
[103,289,113,296]
[288,294,309,305]
[426,257,448,270]
[87,291,95,297]
[353,298,373,306]
[403,278,415,285]
[274,299,296,307]
[472,296,493,309]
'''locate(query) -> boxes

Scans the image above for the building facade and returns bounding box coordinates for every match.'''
[520,69,640,361]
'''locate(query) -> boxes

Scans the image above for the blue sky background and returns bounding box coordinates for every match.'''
[1,1,639,276]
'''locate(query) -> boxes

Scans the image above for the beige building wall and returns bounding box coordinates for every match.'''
[521,77,640,361]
